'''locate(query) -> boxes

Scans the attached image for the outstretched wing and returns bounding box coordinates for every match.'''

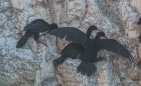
[98,39,134,62]
[49,27,89,47]
[24,19,50,32]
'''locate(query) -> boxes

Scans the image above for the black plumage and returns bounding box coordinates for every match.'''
[137,17,141,25]
[16,19,58,48]
[53,25,105,67]
[50,27,134,77]
[53,42,84,67]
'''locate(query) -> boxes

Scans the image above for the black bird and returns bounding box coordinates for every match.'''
[16,19,58,48]
[49,27,134,77]
[137,16,141,25]
[53,25,106,67]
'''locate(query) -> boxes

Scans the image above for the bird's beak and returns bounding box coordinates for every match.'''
[40,32,48,36]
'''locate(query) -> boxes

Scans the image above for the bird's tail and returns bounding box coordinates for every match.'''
[77,61,97,77]
[53,56,66,67]
[16,35,28,48]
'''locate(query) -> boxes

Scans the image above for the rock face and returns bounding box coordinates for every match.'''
[0,0,141,86]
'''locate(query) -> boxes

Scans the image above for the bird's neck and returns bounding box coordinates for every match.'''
[49,25,56,31]
[86,30,93,38]
[95,34,101,40]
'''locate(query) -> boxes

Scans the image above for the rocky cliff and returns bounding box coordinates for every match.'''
[0,0,141,86]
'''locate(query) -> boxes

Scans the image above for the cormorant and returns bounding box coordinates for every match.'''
[49,27,134,77]
[53,25,106,67]
[16,19,58,48]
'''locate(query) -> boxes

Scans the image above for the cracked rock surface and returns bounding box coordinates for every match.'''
[0,0,141,86]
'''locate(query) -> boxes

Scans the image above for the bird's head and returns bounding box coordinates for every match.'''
[49,23,58,31]
[96,32,107,39]
[86,25,100,37]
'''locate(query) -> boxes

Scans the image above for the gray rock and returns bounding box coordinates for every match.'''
[0,0,141,86]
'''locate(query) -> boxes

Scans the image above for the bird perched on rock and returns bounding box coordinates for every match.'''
[53,25,106,67]
[49,26,134,77]
[16,19,58,48]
